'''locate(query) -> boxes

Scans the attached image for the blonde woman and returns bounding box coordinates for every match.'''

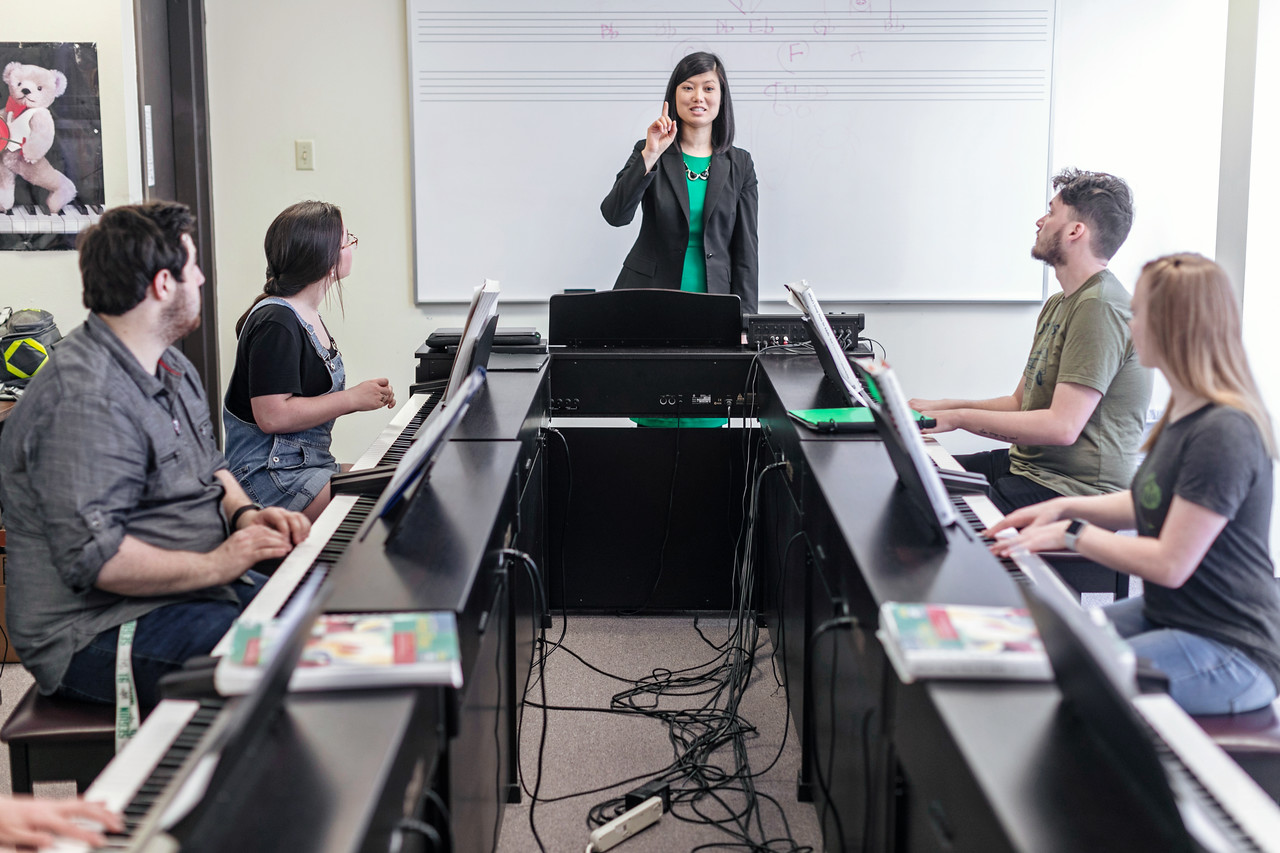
[989,254,1280,715]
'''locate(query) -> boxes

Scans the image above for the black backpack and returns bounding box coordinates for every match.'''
[1,307,62,388]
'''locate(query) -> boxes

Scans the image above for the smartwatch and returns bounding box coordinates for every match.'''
[1063,518,1089,552]
[230,502,264,530]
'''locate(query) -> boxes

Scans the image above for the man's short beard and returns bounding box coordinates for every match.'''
[1031,229,1065,267]
[159,284,201,343]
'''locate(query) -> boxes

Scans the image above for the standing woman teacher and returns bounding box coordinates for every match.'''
[601,51,759,316]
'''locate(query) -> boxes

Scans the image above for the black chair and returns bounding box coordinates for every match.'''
[1,684,115,793]
[1194,700,1280,804]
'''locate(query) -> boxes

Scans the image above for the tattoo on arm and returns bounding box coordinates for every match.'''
[975,428,1019,442]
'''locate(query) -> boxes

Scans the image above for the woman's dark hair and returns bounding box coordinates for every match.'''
[236,201,345,335]
[664,51,735,154]
[79,201,196,315]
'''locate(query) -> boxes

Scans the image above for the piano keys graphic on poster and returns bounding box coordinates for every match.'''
[0,42,104,251]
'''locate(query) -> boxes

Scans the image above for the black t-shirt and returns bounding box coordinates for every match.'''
[224,304,335,425]
[1134,404,1280,686]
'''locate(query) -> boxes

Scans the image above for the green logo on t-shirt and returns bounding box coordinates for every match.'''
[1139,473,1162,510]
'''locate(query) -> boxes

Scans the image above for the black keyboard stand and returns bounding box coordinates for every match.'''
[330,465,396,497]
[939,468,991,495]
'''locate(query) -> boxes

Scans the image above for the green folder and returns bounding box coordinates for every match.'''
[787,407,878,433]
[788,406,933,433]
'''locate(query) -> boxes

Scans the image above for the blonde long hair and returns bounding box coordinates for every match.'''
[1140,253,1276,457]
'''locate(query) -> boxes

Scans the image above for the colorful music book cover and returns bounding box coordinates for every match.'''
[877,602,1052,684]
[0,42,104,251]
[217,611,464,695]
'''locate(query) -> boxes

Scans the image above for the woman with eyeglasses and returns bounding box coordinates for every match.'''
[223,200,395,520]
[989,254,1280,715]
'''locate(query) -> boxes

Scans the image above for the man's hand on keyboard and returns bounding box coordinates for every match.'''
[0,795,122,849]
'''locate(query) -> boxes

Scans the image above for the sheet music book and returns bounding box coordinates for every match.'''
[215,610,463,694]
[443,278,500,405]
[876,601,1052,684]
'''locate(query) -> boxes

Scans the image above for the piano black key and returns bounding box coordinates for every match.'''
[1139,718,1262,851]
[103,698,226,844]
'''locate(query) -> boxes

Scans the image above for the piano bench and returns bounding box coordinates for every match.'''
[1195,699,1280,804]
[1,684,115,794]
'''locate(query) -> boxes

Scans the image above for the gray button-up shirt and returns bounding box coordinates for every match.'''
[0,313,238,694]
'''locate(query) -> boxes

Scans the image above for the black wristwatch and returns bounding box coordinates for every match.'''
[230,502,264,530]
[1063,518,1089,552]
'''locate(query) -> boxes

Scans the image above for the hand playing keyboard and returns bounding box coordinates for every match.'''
[0,795,122,851]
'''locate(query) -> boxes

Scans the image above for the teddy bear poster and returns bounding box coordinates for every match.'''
[0,42,104,252]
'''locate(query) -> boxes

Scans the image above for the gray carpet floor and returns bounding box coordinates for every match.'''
[496,614,822,853]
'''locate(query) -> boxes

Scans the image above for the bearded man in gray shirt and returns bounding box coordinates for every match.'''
[0,202,310,713]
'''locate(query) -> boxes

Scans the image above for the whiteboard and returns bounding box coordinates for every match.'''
[408,0,1055,303]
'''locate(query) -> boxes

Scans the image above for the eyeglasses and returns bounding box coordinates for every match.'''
[342,232,358,249]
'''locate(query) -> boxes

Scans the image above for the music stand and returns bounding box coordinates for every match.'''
[548,289,742,347]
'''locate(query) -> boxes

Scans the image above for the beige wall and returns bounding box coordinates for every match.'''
[203,0,1044,461]
[198,0,1227,463]
[2,0,141,335]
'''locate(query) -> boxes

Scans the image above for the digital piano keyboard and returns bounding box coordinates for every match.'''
[925,439,1280,851]
[53,391,442,852]
[213,390,440,647]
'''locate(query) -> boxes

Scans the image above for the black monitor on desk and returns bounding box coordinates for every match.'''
[548,289,742,347]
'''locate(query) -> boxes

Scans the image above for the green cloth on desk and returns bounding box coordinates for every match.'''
[633,416,727,428]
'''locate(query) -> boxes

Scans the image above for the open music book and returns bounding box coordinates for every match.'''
[215,610,463,695]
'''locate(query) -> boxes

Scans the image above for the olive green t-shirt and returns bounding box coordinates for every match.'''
[1008,269,1153,496]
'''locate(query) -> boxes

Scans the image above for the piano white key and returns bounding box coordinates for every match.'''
[1135,694,1280,852]
[212,494,358,655]
[83,700,202,813]
[87,205,102,225]
[923,438,965,473]
[958,493,1082,606]
[0,212,12,234]
[962,494,1008,535]
[350,392,436,471]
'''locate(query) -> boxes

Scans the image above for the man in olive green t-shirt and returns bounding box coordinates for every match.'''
[910,169,1153,513]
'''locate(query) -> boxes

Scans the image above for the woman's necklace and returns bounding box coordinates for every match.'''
[683,157,710,181]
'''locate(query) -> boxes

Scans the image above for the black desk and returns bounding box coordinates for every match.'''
[184,345,1171,853]
[174,689,440,853]
[751,351,1180,852]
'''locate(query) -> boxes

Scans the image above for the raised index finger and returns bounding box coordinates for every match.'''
[661,101,669,119]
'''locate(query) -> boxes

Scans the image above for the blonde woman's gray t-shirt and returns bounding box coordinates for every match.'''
[1009,270,1153,496]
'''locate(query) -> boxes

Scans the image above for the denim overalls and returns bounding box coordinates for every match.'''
[223,297,345,512]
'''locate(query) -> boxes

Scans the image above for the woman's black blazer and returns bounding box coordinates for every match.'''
[601,140,759,315]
